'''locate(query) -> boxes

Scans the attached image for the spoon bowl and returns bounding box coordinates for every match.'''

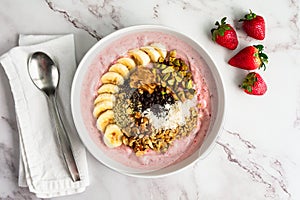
[28,52,59,96]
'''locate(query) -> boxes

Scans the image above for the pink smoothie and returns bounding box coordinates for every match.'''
[80,31,211,171]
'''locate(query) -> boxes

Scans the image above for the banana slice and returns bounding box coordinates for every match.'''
[94,93,116,105]
[101,71,124,85]
[103,124,123,148]
[109,63,130,79]
[140,46,161,62]
[96,110,114,132]
[93,100,114,118]
[128,49,150,66]
[150,43,167,59]
[117,57,136,72]
[97,84,119,94]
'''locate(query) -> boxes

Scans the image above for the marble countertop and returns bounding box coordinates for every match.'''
[0,0,299,199]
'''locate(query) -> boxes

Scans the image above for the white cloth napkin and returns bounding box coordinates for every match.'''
[0,34,89,198]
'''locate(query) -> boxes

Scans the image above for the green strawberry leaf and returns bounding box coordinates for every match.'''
[260,53,268,59]
[239,9,257,21]
[246,85,253,93]
[254,44,264,51]
[224,26,231,30]
[211,17,231,41]
[241,72,258,93]
[219,28,225,36]
[221,17,227,25]
[211,31,218,41]
[254,44,268,71]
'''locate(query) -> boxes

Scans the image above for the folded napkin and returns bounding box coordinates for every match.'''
[0,34,89,198]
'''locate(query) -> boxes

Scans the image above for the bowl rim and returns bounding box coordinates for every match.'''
[71,24,226,178]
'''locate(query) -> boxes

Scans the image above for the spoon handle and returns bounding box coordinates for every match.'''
[48,94,81,182]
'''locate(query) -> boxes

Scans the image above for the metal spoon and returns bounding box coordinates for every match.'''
[28,51,80,182]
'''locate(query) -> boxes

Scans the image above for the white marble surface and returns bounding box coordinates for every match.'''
[0,0,299,199]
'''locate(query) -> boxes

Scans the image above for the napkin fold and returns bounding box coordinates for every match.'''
[0,34,89,198]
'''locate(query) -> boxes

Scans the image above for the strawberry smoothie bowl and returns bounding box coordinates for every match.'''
[71,25,225,177]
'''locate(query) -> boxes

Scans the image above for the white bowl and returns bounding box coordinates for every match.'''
[71,25,225,178]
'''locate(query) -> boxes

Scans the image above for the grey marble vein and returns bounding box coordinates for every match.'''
[1,116,17,132]
[0,142,40,200]
[45,0,102,40]
[153,4,159,19]
[217,129,291,199]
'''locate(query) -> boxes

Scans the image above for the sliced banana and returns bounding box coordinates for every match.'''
[94,93,116,105]
[96,110,115,132]
[150,43,167,59]
[97,84,119,94]
[109,63,130,79]
[117,57,136,72]
[140,46,161,62]
[93,100,114,118]
[128,49,150,66]
[101,71,124,85]
[103,124,123,148]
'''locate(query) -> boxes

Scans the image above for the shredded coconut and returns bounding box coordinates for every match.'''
[143,96,197,130]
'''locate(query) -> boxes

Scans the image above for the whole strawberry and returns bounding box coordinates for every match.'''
[239,10,265,40]
[211,17,238,50]
[228,44,268,70]
[241,72,267,95]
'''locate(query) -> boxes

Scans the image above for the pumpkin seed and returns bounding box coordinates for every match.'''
[186,79,193,89]
[162,66,174,73]
[160,64,167,70]
[167,79,175,86]
[175,75,182,82]
[163,73,170,81]
[161,81,167,87]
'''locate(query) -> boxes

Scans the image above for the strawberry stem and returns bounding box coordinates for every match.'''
[221,17,227,24]
[254,44,268,71]
[239,9,257,21]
